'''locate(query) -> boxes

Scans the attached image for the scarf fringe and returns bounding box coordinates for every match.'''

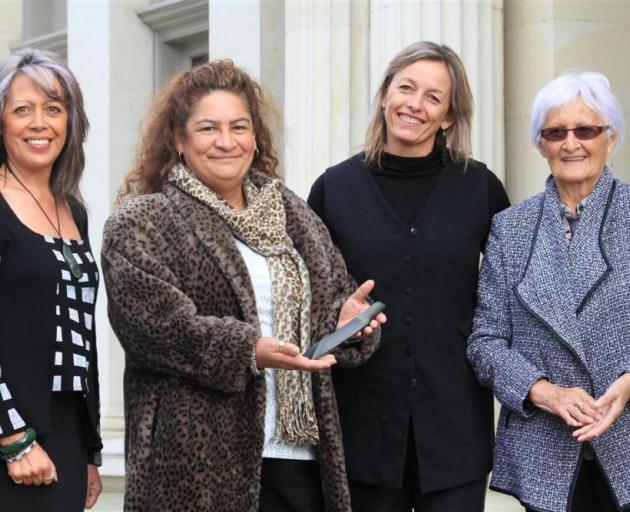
[273,385,320,446]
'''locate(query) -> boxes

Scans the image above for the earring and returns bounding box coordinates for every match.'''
[381,110,388,140]
[177,152,184,165]
[254,148,260,159]
[439,128,447,167]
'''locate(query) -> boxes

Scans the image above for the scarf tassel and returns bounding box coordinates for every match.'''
[273,389,320,446]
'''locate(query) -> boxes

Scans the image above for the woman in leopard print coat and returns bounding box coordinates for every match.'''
[101,61,383,512]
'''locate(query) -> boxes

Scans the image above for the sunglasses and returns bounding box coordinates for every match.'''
[539,125,610,142]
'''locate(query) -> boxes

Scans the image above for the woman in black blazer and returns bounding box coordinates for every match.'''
[308,41,509,512]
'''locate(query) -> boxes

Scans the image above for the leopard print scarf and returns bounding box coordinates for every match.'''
[168,164,319,446]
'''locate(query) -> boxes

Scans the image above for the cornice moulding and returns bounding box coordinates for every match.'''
[137,0,209,43]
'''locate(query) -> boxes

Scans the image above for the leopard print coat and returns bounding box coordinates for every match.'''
[101,171,380,512]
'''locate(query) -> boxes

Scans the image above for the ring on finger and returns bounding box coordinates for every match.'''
[278,340,286,353]
[12,479,23,485]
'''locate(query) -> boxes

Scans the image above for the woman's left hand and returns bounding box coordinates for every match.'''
[337,280,387,337]
[84,464,102,509]
[573,372,630,442]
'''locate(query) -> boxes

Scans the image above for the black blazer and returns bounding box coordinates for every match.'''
[308,153,509,493]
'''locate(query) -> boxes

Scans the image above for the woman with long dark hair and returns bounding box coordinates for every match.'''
[0,48,102,511]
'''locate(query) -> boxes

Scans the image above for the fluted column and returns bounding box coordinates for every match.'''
[283,0,369,197]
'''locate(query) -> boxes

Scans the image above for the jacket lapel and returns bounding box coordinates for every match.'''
[566,171,615,315]
[515,191,586,364]
[163,184,260,326]
[515,170,616,365]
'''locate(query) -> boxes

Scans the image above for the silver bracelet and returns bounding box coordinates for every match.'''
[250,350,261,376]
[4,440,36,464]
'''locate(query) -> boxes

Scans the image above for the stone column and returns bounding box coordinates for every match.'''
[284,0,369,197]
[67,3,153,503]
[209,0,261,77]
[209,0,286,172]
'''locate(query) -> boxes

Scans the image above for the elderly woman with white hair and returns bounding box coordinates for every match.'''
[467,70,630,512]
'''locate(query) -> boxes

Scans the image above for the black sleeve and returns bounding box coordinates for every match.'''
[0,219,27,437]
[488,171,511,217]
[87,449,102,466]
[481,171,510,254]
[307,174,326,222]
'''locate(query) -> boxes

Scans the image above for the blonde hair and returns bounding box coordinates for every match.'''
[364,41,473,167]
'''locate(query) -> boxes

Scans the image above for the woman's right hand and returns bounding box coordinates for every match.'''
[528,379,601,428]
[2,437,57,486]
[254,336,336,372]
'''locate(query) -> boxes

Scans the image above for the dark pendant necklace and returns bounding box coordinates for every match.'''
[5,163,83,279]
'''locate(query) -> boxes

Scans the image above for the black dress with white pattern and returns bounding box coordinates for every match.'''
[44,234,98,395]
[0,194,101,511]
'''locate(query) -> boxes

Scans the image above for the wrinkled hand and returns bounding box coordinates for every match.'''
[573,373,630,442]
[528,379,601,428]
[85,464,102,508]
[255,336,336,372]
[4,441,57,486]
[337,280,387,337]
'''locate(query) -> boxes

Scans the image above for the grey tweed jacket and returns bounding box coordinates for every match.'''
[467,168,630,512]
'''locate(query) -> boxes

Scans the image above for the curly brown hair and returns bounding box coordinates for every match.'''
[119,59,280,199]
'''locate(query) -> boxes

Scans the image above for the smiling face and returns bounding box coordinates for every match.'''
[539,97,616,198]
[176,90,256,206]
[381,59,454,157]
[1,73,68,175]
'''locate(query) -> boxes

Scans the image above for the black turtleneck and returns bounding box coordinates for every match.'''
[367,146,509,229]
[309,146,510,234]
[369,145,442,228]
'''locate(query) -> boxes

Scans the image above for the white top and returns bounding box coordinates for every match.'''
[235,239,316,461]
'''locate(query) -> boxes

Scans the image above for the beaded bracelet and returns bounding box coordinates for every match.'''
[0,428,37,457]
[0,440,36,464]
[250,350,261,376]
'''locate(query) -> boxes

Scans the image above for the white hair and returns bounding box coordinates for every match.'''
[530,70,624,152]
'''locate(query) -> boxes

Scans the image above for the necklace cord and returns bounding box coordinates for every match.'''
[3,163,83,279]
[3,162,63,239]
